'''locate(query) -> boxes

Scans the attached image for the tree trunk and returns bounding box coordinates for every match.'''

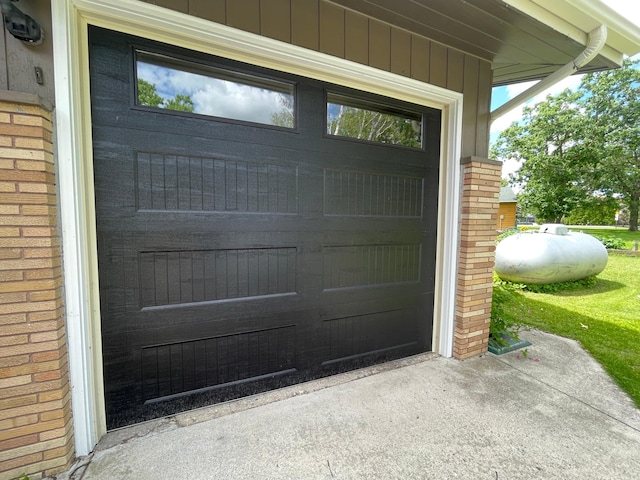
[332,105,345,136]
[629,198,639,232]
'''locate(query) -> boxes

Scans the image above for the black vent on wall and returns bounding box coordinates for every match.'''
[0,0,43,45]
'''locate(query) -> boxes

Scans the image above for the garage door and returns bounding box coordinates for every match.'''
[90,27,441,428]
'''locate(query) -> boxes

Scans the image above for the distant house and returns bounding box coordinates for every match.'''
[498,187,518,230]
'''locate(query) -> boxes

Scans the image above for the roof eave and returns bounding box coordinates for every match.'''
[503,0,640,67]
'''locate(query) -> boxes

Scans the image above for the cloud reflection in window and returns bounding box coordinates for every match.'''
[135,51,295,128]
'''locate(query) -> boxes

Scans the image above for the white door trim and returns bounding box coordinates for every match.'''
[53,0,462,455]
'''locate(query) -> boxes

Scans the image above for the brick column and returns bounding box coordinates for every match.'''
[0,93,74,479]
[453,156,501,359]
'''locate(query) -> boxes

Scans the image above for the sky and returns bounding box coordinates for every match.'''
[490,0,640,179]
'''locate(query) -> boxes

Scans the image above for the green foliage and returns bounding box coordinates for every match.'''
[493,270,598,293]
[137,78,163,107]
[490,281,526,345]
[491,274,598,345]
[328,105,421,147]
[137,79,194,113]
[522,276,597,293]
[271,93,295,128]
[492,60,640,231]
[555,226,640,250]
[565,196,619,226]
[591,235,626,250]
[492,254,640,407]
[162,93,195,112]
[580,61,640,231]
[492,90,589,223]
[496,228,519,243]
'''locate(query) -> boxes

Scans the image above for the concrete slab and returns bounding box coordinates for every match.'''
[58,330,640,480]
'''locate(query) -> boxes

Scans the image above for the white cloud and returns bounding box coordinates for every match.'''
[193,82,286,124]
[136,62,292,125]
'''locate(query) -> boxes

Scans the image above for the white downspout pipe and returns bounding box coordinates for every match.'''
[491,24,608,123]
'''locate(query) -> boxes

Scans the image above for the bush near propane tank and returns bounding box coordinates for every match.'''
[495,224,608,285]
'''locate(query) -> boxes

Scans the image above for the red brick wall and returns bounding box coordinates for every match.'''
[454,157,501,359]
[0,95,74,479]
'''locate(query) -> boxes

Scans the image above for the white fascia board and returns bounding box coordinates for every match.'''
[504,0,588,45]
[504,0,640,64]
[563,0,640,54]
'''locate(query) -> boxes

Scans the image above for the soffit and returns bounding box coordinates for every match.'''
[329,0,640,86]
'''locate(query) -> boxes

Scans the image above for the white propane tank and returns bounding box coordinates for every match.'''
[495,224,608,285]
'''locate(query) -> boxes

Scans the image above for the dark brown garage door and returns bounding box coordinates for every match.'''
[90,27,441,428]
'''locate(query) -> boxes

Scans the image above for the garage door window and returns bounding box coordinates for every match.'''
[326,92,422,148]
[135,51,295,128]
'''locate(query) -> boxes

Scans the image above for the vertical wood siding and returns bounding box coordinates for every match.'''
[0,0,55,104]
[140,0,492,158]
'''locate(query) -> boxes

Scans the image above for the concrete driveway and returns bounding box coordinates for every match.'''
[59,330,640,479]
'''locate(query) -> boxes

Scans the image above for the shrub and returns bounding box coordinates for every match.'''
[591,235,625,250]
[496,228,520,244]
[523,275,597,293]
[490,278,526,345]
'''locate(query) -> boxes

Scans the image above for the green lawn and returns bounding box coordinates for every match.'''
[493,254,640,407]
[568,225,640,250]
[519,225,640,250]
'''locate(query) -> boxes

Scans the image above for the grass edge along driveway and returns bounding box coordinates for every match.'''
[493,253,640,408]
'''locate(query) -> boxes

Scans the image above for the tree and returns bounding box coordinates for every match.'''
[492,90,589,223]
[492,60,640,230]
[580,60,640,231]
[162,93,195,113]
[137,78,163,107]
[327,105,421,148]
[271,93,294,128]
[565,196,620,226]
[137,79,195,113]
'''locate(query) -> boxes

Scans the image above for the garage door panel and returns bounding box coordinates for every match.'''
[112,303,309,345]
[104,308,308,401]
[137,247,298,308]
[141,323,298,398]
[140,324,299,403]
[318,147,438,175]
[135,151,299,215]
[322,243,422,290]
[93,148,303,217]
[318,292,434,357]
[93,140,437,222]
[320,308,419,365]
[102,266,307,334]
[91,98,305,142]
[323,168,426,218]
